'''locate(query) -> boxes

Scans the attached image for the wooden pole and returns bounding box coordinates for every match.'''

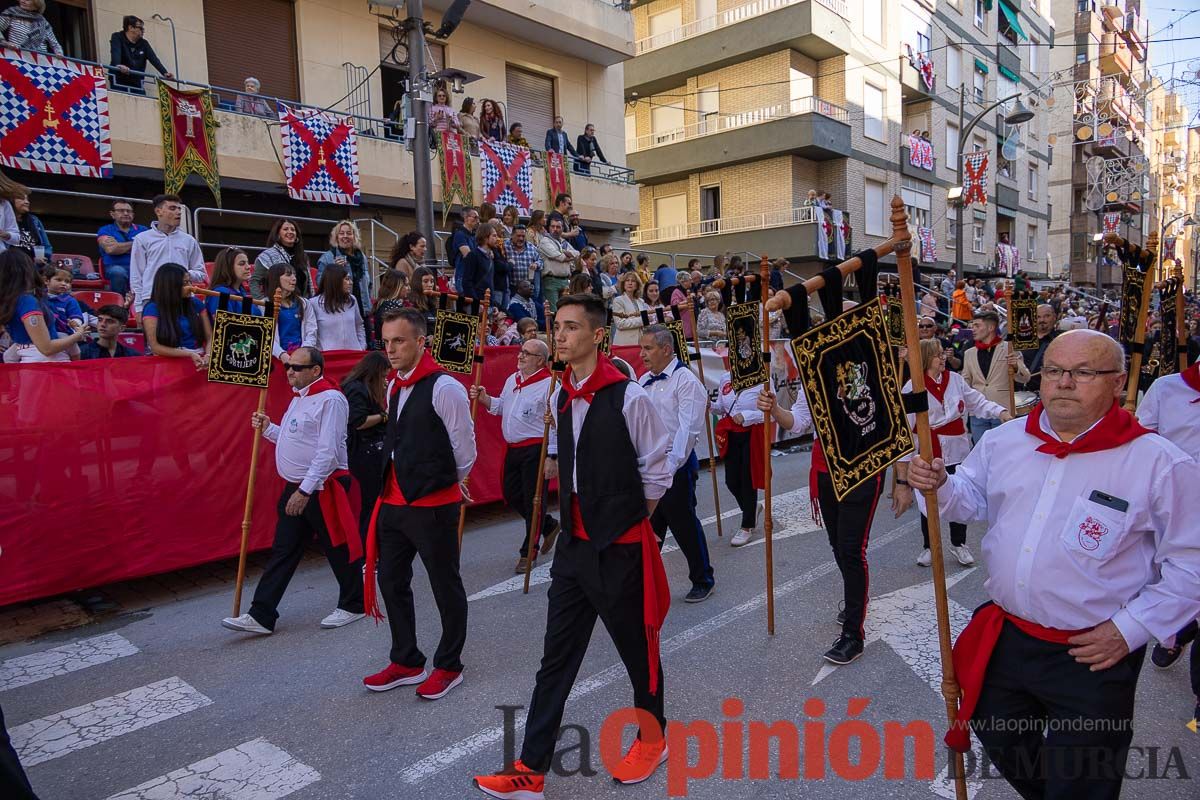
[1006,364,1016,418]
[232,289,283,617]
[684,298,724,538]
[457,290,491,549]
[893,197,967,800]
[1123,232,1158,412]
[758,255,775,636]
[524,303,557,593]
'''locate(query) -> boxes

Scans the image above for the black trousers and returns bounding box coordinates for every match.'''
[249,479,364,630]
[348,439,386,549]
[502,444,558,558]
[920,463,967,548]
[376,502,468,672]
[817,471,883,641]
[973,621,1146,800]
[0,704,38,800]
[651,458,714,589]
[724,431,757,529]
[521,533,665,772]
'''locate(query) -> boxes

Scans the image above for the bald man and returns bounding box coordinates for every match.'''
[908,330,1200,800]
[1019,303,1060,392]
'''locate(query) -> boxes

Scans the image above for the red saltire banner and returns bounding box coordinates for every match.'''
[0,48,112,178]
[438,129,473,225]
[157,82,221,205]
[278,103,360,205]
[962,151,989,207]
[1103,212,1121,235]
[0,346,643,606]
[479,139,534,215]
[544,149,571,205]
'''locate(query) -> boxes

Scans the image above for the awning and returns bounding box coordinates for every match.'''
[999,65,1020,83]
[974,58,989,74]
[998,0,1028,41]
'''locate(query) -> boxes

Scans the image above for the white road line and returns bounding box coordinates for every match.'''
[104,738,321,800]
[398,518,919,784]
[0,633,139,694]
[10,676,212,767]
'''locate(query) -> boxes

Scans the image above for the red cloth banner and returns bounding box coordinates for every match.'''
[0,346,643,606]
[544,149,571,205]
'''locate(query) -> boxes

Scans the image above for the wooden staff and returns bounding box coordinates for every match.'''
[457,290,492,549]
[1175,265,1187,373]
[1006,364,1017,418]
[232,289,282,617]
[188,286,268,305]
[758,256,776,635]
[1122,232,1158,411]
[523,303,557,593]
[682,297,724,538]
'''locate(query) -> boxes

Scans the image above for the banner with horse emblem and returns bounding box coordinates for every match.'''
[158,83,220,205]
[789,298,913,499]
[432,308,481,374]
[479,139,533,216]
[962,151,988,207]
[544,149,571,206]
[726,302,768,391]
[1008,290,1039,351]
[438,130,472,223]
[207,303,275,388]
[0,49,111,178]
[278,104,360,205]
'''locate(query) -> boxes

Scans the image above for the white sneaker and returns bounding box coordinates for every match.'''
[320,609,366,629]
[222,613,271,635]
[951,545,976,566]
[916,548,932,567]
[731,528,755,547]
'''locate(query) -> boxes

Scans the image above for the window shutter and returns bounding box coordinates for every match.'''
[505,65,555,142]
[204,0,299,106]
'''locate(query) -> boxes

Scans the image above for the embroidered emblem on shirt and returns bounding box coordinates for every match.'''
[1077,516,1109,552]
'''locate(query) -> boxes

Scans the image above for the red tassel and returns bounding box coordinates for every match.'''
[362,498,385,622]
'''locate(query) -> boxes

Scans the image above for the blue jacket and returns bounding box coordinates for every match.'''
[544,129,577,157]
[450,225,474,293]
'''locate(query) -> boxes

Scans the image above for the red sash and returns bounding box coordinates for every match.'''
[317,469,362,562]
[929,418,966,460]
[714,416,766,489]
[507,437,543,449]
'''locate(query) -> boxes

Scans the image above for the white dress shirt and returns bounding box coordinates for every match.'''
[783,388,814,437]
[307,296,366,351]
[489,369,553,445]
[640,358,707,475]
[712,371,765,426]
[900,371,1005,466]
[1137,373,1200,459]
[262,380,349,495]
[385,371,476,481]
[129,223,207,312]
[934,412,1200,649]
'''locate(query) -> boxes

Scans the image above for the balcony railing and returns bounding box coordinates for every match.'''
[631,204,822,246]
[634,0,848,55]
[627,96,848,153]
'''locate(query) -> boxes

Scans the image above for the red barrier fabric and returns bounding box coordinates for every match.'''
[0,346,644,606]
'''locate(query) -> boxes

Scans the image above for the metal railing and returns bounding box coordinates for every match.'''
[634,0,848,54]
[627,97,848,153]
[631,205,822,246]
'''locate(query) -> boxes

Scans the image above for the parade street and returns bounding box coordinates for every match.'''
[1,449,1195,800]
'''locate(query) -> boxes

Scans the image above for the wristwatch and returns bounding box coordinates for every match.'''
[895,479,909,486]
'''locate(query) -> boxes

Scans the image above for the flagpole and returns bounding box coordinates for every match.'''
[524,303,557,593]
[232,289,282,617]
[1174,265,1187,373]
[758,256,775,636]
[1122,232,1157,412]
[457,289,491,550]
[683,298,724,538]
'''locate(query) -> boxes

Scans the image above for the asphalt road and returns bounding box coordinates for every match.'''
[2,449,1196,799]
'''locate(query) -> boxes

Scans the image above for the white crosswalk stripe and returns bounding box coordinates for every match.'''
[0,633,139,693]
[104,738,320,800]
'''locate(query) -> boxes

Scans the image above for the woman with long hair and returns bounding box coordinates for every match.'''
[317,221,370,319]
[142,263,211,369]
[410,266,439,333]
[428,85,459,134]
[309,263,366,351]
[11,189,52,264]
[611,271,648,345]
[499,205,519,239]
[388,231,426,278]
[457,96,480,139]
[251,218,311,299]
[341,350,391,547]
[267,262,312,364]
[0,249,84,362]
[0,171,24,254]
[643,279,668,316]
[206,246,257,317]
[370,269,409,350]
[479,98,505,141]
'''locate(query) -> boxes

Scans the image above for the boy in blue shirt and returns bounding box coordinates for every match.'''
[43,264,84,335]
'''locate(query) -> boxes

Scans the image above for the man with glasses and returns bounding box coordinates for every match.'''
[470,338,560,573]
[223,347,365,636]
[108,15,173,95]
[95,199,147,299]
[907,330,1200,800]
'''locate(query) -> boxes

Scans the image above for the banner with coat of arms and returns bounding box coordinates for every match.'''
[918,226,937,263]
[278,104,360,205]
[0,49,111,178]
[479,139,533,216]
[962,151,988,207]
[158,83,220,205]
[1102,212,1121,235]
[437,130,472,224]
[544,149,571,206]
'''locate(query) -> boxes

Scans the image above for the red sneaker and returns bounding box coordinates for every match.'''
[362,663,426,692]
[415,667,463,700]
[610,737,668,785]
[473,759,544,800]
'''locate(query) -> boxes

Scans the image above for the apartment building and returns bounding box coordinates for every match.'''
[1047,0,1151,288]
[1148,91,1196,288]
[14,0,637,263]
[624,0,1053,280]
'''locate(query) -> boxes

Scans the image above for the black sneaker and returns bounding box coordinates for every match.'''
[1152,642,1186,669]
[685,584,714,603]
[823,635,864,665]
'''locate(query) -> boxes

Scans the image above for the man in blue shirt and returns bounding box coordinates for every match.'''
[450,208,479,293]
[95,199,147,298]
[653,260,681,294]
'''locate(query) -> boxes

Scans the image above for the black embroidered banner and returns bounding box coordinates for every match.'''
[1008,290,1039,351]
[727,301,768,391]
[880,284,905,346]
[1160,278,1179,376]
[432,309,480,374]
[207,309,275,388]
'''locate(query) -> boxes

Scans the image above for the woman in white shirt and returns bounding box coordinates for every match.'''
[696,290,727,341]
[307,263,365,351]
[611,271,648,346]
[894,338,1010,567]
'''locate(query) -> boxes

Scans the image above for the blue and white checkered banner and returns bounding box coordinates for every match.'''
[278,104,360,205]
[479,139,533,216]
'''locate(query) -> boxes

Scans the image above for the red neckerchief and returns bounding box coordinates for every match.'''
[1024,400,1151,458]
[974,336,1003,351]
[390,351,442,395]
[925,369,951,405]
[301,376,341,396]
[561,354,626,405]
[1180,362,1200,402]
[515,367,550,391]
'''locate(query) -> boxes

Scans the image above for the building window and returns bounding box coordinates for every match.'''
[947,45,961,89]
[972,67,986,104]
[700,185,721,233]
[1027,224,1037,260]
[505,65,557,142]
[650,103,684,146]
[1029,39,1039,74]
[864,82,885,142]
[866,179,887,235]
[972,223,985,253]
[974,0,986,30]
[697,86,719,133]
[205,0,300,105]
[653,194,688,239]
[865,0,883,43]
[946,123,960,164]
[948,219,958,248]
[625,113,636,149]
[1027,164,1038,197]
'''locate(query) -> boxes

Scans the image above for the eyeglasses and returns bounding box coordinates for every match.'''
[918,323,935,329]
[285,362,316,371]
[1042,367,1119,383]
[518,349,543,357]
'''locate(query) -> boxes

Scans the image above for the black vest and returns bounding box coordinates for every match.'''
[557,380,647,549]
[383,371,458,501]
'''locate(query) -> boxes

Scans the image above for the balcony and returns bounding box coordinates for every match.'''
[900,53,934,101]
[1099,41,1133,80]
[631,204,847,262]
[626,0,851,99]
[996,43,1021,77]
[899,146,937,180]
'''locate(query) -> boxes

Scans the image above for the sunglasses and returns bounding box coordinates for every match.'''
[285,362,316,371]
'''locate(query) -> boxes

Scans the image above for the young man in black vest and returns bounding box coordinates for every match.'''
[361,308,476,700]
[474,294,674,800]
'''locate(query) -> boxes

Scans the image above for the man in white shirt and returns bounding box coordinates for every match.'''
[638,325,715,602]
[535,218,577,313]
[908,330,1200,799]
[222,347,364,635]
[470,338,560,573]
[713,372,766,546]
[129,194,206,314]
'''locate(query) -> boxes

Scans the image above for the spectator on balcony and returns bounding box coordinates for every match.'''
[428,86,460,135]
[450,208,480,292]
[573,123,607,176]
[0,250,85,363]
[388,231,426,279]
[236,77,272,117]
[0,172,25,255]
[108,15,172,95]
[696,291,726,341]
[12,190,51,265]
[462,222,500,303]
[142,263,210,369]
[804,189,819,207]
[96,199,147,298]
[0,1,63,55]
[317,221,370,320]
[268,263,311,364]
[130,194,206,315]
[80,304,140,359]
[251,218,312,300]
[457,97,480,139]
[308,264,365,352]
[506,122,530,149]
[206,247,257,318]
[536,217,577,312]
[479,99,505,142]
[544,116,578,160]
